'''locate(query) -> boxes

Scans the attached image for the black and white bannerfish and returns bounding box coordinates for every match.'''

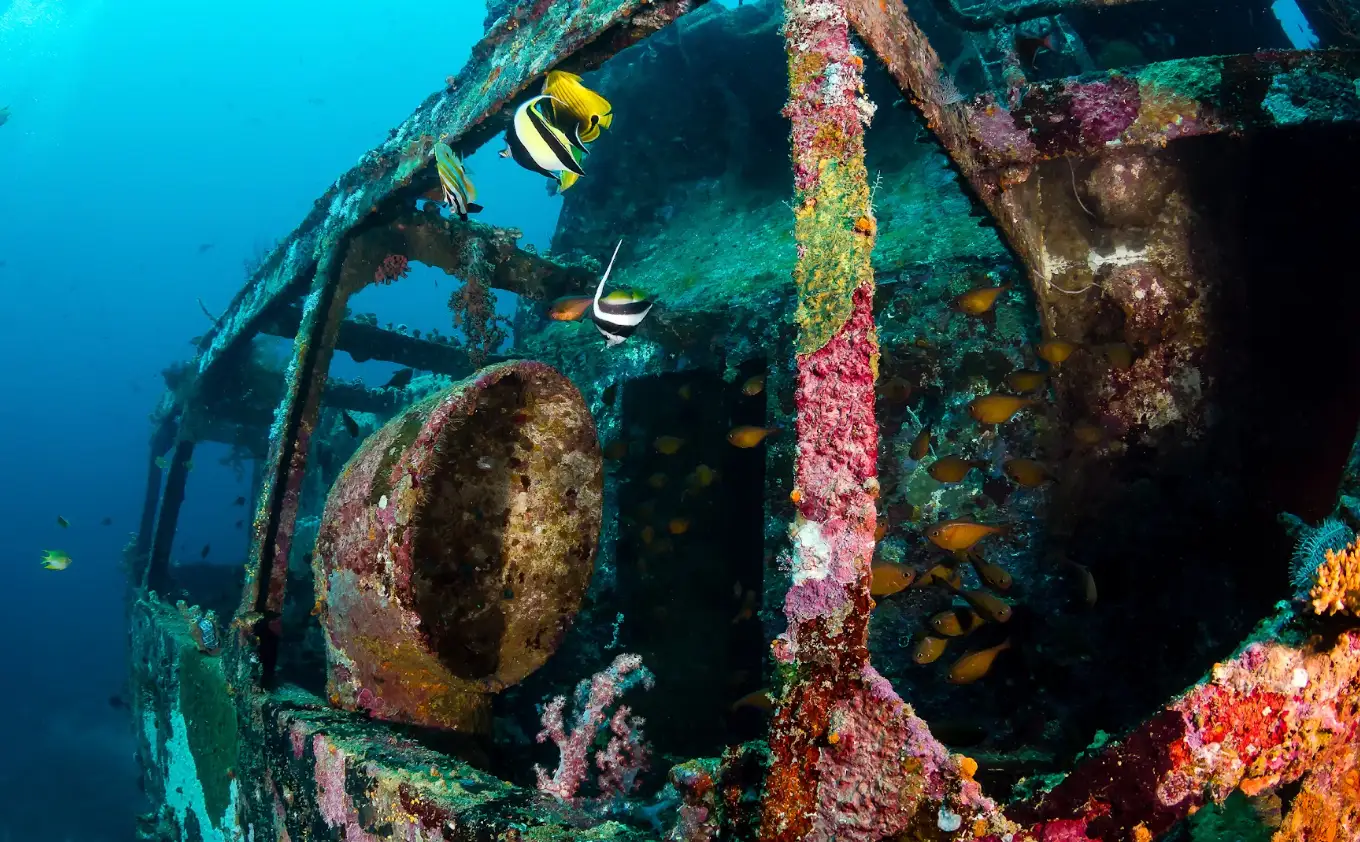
[499,94,587,188]
[435,142,483,221]
[590,240,653,347]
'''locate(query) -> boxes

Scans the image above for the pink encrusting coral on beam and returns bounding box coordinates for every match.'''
[535,652,656,802]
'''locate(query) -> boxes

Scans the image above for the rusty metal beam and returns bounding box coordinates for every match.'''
[258,303,482,375]
[343,211,599,302]
[147,440,195,593]
[930,0,1154,30]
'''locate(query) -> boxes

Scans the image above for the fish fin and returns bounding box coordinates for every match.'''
[457,211,469,221]
[466,202,484,214]
[499,147,510,158]
[592,239,625,308]
[569,123,590,154]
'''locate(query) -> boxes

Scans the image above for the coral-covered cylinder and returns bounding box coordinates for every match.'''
[313,360,602,731]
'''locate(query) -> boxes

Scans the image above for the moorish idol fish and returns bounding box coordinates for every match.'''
[434,142,483,221]
[500,95,586,187]
[590,240,652,347]
[541,70,613,144]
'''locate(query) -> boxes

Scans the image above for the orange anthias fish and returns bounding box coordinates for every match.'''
[969,394,1037,425]
[957,587,1013,623]
[1036,339,1080,365]
[1101,342,1135,370]
[910,426,933,460]
[954,284,1010,316]
[930,608,983,637]
[729,426,780,448]
[926,520,1008,552]
[929,455,988,484]
[916,563,963,590]
[1072,421,1106,446]
[871,562,916,597]
[880,376,913,405]
[742,374,766,396]
[947,639,1012,684]
[1003,458,1052,488]
[654,435,686,455]
[967,553,1013,591]
[548,295,593,322]
[1005,369,1047,393]
[913,636,949,664]
[668,517,690,535]
[730,688,775,712]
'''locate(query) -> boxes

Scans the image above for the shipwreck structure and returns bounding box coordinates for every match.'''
[127,0,1360,839]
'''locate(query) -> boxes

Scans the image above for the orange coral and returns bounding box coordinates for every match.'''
[1310,537,1360,617]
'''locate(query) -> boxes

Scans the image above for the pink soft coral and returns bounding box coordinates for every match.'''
[534,653,655,802]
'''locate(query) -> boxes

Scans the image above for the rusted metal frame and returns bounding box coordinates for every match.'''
[760,0,885,837]
[258,303,488,378]
[133,410,180,577]
[146,439,196,593]
[185,0,703,402]
[348,211,600,301]
[930,0,1154,30]
[231,253,343,686]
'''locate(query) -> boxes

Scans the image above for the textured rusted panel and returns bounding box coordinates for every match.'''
[313,361,601,731]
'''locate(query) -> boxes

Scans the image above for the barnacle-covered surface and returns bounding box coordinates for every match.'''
[314,361,601,731]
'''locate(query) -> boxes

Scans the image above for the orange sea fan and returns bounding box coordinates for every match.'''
[1310,535,1360,617]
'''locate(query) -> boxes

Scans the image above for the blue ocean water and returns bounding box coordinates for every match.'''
[0,2,559,838]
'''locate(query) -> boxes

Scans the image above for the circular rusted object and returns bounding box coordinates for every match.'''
[313,361,601,731]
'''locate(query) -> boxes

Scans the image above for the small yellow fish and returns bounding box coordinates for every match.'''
[870,563,916,597]
[967,554,1013,591]
[928,456,987,484]
[958,588,1013,623]
[688,464,719,488]
[668,517,690,535]
[654,435,686,455]
[1036,339,1080,365]
[41,550,72,571]
[915,564,963,590]
[913,636,949,664]
[1072,421,1106,446]
[1101,342,1135,370]
[969,394,1037,424]
[1004,369,1047,393]
[880,376,913,405]
[742,374,766,396]
[930,608,984,637]
[647,472,668,489]
[730,688,774,712]
[947,639,1011,684]
[641,525,655,545]
[954,284,1010,316]
[678,384,693,400]
[926,520,1009,552]
[548,296,593,321]
[1003,458,1052,488]
[728,426,780,448]
[910,426,933,461]
[542,70,614,143]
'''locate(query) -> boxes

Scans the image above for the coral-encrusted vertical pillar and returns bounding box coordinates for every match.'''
[762,0,880,838]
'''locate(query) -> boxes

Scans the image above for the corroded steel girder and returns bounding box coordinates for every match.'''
[930,0,1154,30]
[761,2,997,840]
